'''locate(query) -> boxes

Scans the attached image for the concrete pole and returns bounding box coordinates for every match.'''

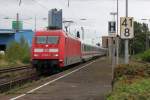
[125,0,129,64]
[68,0,70,7]
[81,27,84,40]
[116,0,119,65]
[146,24,149,50]
[108,37,112,62]
[109,13,117,64]
[34,16,37,32]
[16,13,19,32]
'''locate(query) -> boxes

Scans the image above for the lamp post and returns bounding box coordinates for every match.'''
[80,18,87,41]
[63,20,74,33]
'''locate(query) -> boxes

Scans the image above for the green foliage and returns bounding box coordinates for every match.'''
[130,22,149,54]
[6,41,22,62]
[107,78,150,100]
[107,62,150,100]
[133,49,150,62]
[5,35,30,64]
[19,35,31,63]
[140,49,150,62]
[131,22,149,54]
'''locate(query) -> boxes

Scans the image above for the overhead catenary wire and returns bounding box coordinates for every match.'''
[19,0,22,6]
[68,0,70,7]
[32,0,49,10]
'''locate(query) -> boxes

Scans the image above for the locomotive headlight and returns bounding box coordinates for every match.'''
[34,54,39,57]
[59,59,63,62]
[53,54,58,57]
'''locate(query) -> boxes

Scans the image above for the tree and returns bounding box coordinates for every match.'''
[130,21,149,55]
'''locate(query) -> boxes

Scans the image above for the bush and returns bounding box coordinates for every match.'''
[141,49,150,62]
[114,63,150,82]
[5,41,22,62]
[5,36,30,64]
[19,36,31,63]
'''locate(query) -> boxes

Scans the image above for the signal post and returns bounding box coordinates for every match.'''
[120,0,134,64]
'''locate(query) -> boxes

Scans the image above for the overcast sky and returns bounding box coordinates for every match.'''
[0,0,150,44]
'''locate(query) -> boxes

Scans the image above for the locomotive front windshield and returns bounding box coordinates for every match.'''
[47,36,59,44]
[36,36,47,44]
[36,36,59,44]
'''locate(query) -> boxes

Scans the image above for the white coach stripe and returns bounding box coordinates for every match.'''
[10,61,96,100]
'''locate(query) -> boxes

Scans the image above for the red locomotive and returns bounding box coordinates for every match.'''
[31,30,106,73]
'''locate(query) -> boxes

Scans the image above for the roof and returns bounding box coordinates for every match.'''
[35,30,81,42]
[0,29,33,34]
[0,29,15,34]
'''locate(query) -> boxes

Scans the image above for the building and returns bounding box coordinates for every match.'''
[48,9,63,29]
[15,30,34,47]
[0,29,34,51]
[102,36,109,48]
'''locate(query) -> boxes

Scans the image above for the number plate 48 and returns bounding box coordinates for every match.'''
[120,17,134,39]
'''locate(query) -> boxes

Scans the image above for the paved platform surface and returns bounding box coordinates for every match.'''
[2,57,112,100]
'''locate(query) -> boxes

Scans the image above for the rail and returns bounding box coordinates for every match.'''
[0,65,38,93]
[0,65,32,74]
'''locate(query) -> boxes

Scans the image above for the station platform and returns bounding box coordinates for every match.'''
[2,57,112,100]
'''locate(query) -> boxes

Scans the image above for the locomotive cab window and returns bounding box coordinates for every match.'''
[36,36,47,44]
[47,36,59,44]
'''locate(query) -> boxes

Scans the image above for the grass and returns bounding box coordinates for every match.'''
[107,78,150,100]
[107,60,150,100]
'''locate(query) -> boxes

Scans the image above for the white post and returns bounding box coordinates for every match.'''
[16,13,19,32]
[116,0,119,65]
[68,0,70,7]
[34,16,37,32]
[81,27,84,40]
[125,0,129,64]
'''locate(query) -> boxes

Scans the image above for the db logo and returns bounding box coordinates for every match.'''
[45,45,49,48]
[44,49,49,52]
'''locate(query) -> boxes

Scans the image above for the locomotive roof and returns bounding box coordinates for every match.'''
[35,30,66,36]
[35,30,80,41]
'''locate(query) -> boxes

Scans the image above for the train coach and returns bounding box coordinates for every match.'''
[81,43,106,61]
[31,30,106,73]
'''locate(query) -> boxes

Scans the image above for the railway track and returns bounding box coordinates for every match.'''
[0,65,32,73]
[0,57,104,93]
[0,65,38,93]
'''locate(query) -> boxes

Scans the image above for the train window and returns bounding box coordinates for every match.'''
[47,36,59,44]
[36,36,47,44]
